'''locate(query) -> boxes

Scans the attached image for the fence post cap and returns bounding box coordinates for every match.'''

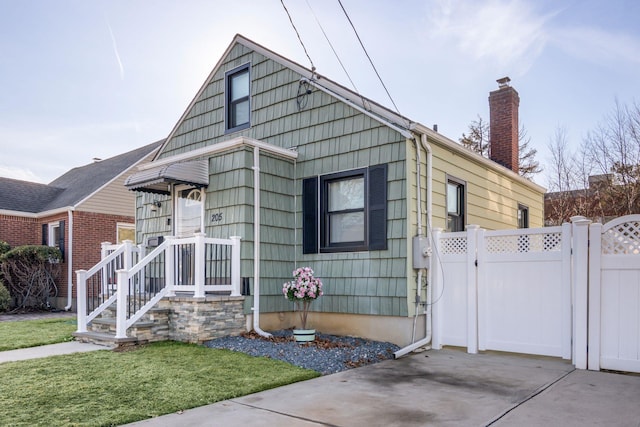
[570,216,592,225]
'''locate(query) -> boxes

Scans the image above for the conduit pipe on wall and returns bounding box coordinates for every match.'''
[64,209,74,311]
[252,146,272,337]
[395,133,433,358]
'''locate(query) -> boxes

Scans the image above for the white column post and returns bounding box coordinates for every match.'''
[194,232,205,298]
[115,269,129,339]
[466,225,480,354]
[122,240,133,270]
[571,216,591,369]
[100,242,111,295]
[476,227,487,352]
[76,270,87,333]
[561,222,573,360]
[431,228,443,349]
[588,222,603,370]
[165,236,175,297]
[230,236,242,297]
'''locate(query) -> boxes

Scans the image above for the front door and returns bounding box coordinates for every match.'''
[175,187,204,238]
[174,187,204,285]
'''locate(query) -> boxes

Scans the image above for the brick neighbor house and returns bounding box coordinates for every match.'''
[0,141,161,309]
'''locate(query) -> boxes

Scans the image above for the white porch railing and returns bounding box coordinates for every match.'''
[76,233,242,339]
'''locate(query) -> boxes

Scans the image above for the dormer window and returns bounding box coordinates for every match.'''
[225,63,250,133]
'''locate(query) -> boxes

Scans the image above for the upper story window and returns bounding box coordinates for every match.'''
[303,164,387,254]
[446,177,466,232]
[518,204,529,228]
[225,63,250,133]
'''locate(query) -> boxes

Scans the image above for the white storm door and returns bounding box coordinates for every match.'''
[175,187,204,238]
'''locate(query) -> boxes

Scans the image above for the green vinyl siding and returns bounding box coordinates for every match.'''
[143,42,412,318]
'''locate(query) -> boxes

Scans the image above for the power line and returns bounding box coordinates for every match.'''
[280,0,316,75]
[305,0,359,94]
[337,0,403,119]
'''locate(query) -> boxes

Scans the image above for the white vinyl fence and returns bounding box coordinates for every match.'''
[431,215,640,373]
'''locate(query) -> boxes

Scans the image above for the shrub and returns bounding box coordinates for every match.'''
[0,245,62,311]
[0,281,10,312]
[0,241,9,256]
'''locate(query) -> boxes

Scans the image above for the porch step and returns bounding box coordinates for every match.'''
[78,307,171,348]
[72,331,137,348]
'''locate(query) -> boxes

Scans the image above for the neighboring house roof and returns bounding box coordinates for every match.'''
[0,140,162,214]
[0,179,63,213]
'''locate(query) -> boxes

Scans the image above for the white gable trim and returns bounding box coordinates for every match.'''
[139,136,297,171]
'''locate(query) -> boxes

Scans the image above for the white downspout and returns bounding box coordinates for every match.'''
[252,146,272,337]
[395,133,433,358]
[64,209,74,311]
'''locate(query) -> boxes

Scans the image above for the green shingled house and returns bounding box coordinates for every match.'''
[95,34,544,348]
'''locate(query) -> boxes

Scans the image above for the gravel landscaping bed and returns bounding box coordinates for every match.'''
[205,330,400,375]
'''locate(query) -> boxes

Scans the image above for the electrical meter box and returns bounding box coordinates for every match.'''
[412,235,431,269]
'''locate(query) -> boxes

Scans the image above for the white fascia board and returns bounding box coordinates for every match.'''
[0,206,74,219]
[410,123,547,193]
[137,136,298,171]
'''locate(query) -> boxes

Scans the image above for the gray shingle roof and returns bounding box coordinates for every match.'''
[0,140,162,213]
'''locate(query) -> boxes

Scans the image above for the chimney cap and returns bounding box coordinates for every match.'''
[496,76,511,88]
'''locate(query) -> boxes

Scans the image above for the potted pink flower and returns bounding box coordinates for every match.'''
[282,267,323,342]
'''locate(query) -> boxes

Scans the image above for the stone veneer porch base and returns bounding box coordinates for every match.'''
[158,294,246,344]
[75,294,246,347]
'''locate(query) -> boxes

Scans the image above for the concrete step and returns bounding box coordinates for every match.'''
[72,331,137,348]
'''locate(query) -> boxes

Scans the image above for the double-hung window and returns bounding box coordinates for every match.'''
[446,177,466,232]
[518,204,529,228]
[303,164,387,253]
[225,63,250,133]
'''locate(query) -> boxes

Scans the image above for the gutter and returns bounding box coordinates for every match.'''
[395,132,433,358]
[299,78,413,140]
[65,209,74,311]
[251,146,272,337]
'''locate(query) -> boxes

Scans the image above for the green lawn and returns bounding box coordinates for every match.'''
[0,318,320,426]
[0,317,77,351]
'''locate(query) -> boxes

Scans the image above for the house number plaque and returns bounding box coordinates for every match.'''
[211,212,224,223]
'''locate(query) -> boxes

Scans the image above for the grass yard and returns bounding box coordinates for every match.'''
[0,317,77,351]
[0,341,320,426]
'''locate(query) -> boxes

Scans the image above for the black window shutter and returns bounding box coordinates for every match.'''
[368,164,387,250]
[41,224,48,245]
[58,220,65,261]
[302,176,318,254]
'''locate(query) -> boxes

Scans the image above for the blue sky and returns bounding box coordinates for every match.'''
[1,0,638,188]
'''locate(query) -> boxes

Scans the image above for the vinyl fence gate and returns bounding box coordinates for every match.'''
[431,214,640,373]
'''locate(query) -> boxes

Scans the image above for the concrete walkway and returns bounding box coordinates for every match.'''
[124,348,640,427]
[0,341,107,363]
[0,312,108,364]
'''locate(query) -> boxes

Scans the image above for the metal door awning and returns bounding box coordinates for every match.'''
[124,160,209,194]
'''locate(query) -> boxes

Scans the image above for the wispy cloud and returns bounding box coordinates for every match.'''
[551,26,640,66]
[106,18,125,80]
[426,0,555,73]
[0,165,42,183]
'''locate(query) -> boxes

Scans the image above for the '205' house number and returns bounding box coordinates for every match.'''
[211,212,224,223]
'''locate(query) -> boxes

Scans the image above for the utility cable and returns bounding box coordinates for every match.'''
[305,0,359,94]
[337,0,404,119]
[280,0,316,75]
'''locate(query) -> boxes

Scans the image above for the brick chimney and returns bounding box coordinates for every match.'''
[489,77,519,173]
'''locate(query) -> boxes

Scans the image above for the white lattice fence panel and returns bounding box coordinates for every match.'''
[440,236,467,255]
[602,219,640,255]
[485,231,562,254]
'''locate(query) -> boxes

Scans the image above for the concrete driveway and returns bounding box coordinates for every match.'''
[127,347,640,426]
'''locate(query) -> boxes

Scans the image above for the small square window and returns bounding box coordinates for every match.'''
[225,64,250,133]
